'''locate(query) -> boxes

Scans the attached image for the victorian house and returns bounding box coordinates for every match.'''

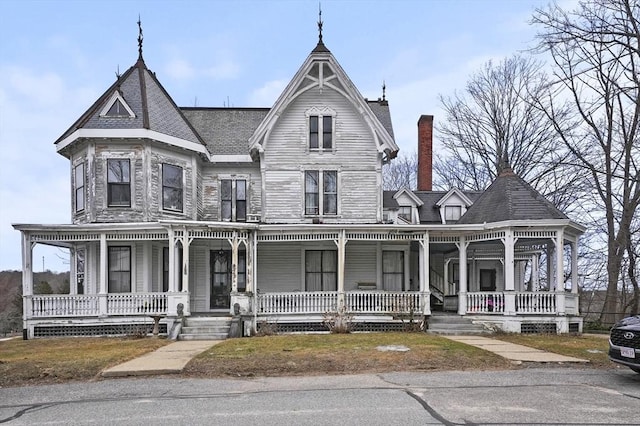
[13,23,585,339]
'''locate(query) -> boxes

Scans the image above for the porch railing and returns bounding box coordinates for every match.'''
[466,292,505,314]
[515,292,557,314]
[30,295,100,317]
[107,293,169,315]
[346,291,423,314]
[257,291,339,314]
[28,293,169,318]
[256,291,423,315]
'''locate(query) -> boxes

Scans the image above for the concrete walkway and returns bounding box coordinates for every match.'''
[443,335,589,363]
[101,340,222,377]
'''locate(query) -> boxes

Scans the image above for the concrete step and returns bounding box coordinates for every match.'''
[179,316,232,340]
[426,314,490,335]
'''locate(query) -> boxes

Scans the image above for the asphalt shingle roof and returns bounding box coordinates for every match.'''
[181,108,269,156]
[367,100,395,140]
[457,169,568,224]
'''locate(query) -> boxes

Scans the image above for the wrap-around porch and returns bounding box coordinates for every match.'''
[16,220,583,337]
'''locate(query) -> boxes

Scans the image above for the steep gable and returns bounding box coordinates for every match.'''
[458,168,568,224]
[248,40,398,159]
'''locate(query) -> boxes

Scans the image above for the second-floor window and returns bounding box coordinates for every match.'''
[305,170,337,215]
[309,115,333,150]
[221,179,247,222]
[107,159,130,207]
[162,164,183,212]
[74,162,85,212]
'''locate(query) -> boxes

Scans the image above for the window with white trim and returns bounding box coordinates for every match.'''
[74,162,85,213]
[107,159,131,207]
[444,205,462,222]
[382,251,404,291]
[305,170,337,216]
[162,164,183,212]
[309,115,333,150]
[221,179,247,222]
[398,206,411,222]
[108,246,131,293]
[305,250,337,291]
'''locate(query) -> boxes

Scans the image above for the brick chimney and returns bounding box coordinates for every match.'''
[417,115,433,191]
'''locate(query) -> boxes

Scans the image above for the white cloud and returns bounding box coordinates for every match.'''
[165,58,196,80]
[247,79,287,107]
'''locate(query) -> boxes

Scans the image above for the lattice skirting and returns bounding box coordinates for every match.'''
[33,323,168,338]
[257,321,418,334]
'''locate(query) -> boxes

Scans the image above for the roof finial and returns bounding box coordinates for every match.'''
[137,15,144,61]
[382,80,386,101]
[317,3,323,44]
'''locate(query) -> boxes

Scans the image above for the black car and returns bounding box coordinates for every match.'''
[609,315,640,373]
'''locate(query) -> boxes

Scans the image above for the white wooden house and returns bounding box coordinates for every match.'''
[13,25,585,339]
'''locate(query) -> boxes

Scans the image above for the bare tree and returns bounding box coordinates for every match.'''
[383,152,418,191]
[533,0,640,325]
[434,55,578,197]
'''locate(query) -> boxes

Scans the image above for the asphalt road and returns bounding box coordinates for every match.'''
[0,368,639,425]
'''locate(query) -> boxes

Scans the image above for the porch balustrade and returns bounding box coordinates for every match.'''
[466,292,505,314]
[515,292,557,314]
[107,293,169,315]
[256,291,424,315]
[28,293,169,318]
[29,295,100,317]
[257,291,339,314]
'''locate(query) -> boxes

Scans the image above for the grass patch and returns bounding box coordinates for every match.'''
[184,332,513,377]
[494,334,610,367]
[0,337,168,387]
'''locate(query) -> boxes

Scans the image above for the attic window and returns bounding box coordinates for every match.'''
[445,205,462,221]
[100,91,135,118]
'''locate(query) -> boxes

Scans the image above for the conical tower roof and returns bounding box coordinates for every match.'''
[457,167,568,224]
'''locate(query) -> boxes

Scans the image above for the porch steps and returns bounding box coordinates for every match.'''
[426,313,491,335]
[179,316,232,340]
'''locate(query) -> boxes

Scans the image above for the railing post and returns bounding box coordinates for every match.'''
[556,291,566,316]
[503,291,516,316]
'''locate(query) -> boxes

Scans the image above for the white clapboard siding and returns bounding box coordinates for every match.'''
[262,86,381,223]
[344,242,378,290]
[200,163,261,221]
[190,245,209,312]
[257,243,303,292]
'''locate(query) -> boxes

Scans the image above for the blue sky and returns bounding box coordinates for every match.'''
[0,0,560,272]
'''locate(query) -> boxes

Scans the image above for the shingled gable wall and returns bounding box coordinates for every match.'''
[417,114,433,191]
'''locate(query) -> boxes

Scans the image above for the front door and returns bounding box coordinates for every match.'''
[210,250,231,309]
[479,269,496,291]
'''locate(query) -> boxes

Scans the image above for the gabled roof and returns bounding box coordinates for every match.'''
[457,168,568,224]
[55,57,206,153]
[435,188,474,207]
[414,191,482,224]
[181,107,269,156]
[393,187,424,207]
[248,41,398,158]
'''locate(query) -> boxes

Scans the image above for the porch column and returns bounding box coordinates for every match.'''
[230,232,239,293]
[418,232,431,315]
[98,233,108,316]
[571,238,579,294]
[181,228,192,293]
[248,231,257,293]
[555,229,566,316]
[142,242,151,293]
[502,229,516,316]
[21,233,33,325]
[456,236,468,315]
[532,253,540,291]
[336,230,346,310]
[69,248,77,295]
[168,228,177,292]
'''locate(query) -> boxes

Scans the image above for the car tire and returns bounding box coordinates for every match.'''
[630,367,640,374]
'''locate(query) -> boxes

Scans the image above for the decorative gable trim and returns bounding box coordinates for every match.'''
[248,52,398,158]
[435,188,474,207]
[99,91,136,118]
[393,188,424,207]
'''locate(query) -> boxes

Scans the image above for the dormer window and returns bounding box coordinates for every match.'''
[100,91,135,118]
[398,206,411,222]
[445,205,462,221]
